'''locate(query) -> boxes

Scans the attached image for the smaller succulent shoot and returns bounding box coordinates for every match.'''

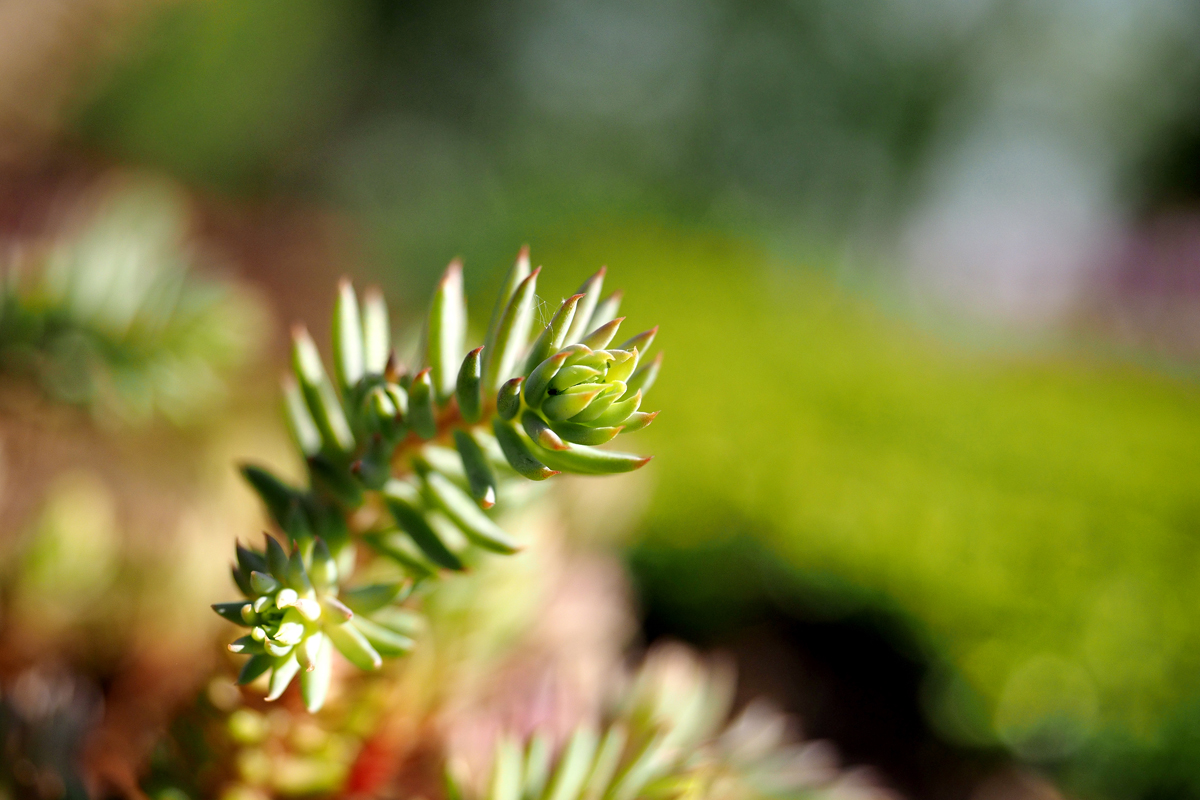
[214,534,415,712]
[229,249,662,710]
[447,646,864,800]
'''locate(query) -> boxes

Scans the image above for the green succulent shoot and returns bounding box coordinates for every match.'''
[215,249,661,710]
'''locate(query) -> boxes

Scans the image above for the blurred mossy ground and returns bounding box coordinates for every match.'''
[523,222,1200,791]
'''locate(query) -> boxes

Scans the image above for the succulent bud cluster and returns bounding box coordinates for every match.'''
[218,249,661,710]
[214,534,418,711]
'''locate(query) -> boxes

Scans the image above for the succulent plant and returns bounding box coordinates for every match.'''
[218,249,661,710]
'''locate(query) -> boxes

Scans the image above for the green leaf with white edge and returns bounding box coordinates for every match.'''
[492,419,559,481]
[291,326,355,453]
[427,260,467,404]
[408,368,437,439]
[563,267,605,346]
[361,286,391,374]
[383,479,466,571]
[457,346,485,423]
[455,430,498,509]
[282,377,322,457]
[333,279,365,392]
[266,653,301,701]
[422,469,520,554]
[299,633,332,712]
[484,267,540,391]
[325,619,382,671]
[580,317,625,350]
[545,726,599,800]
[523,293,583,375]
[484,246,531,363]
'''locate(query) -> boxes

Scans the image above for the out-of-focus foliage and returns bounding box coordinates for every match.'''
[0,178,265,426]
[530,225,1200,783]
[450,645,890,800]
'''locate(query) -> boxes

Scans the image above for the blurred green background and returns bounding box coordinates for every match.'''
[8,0,1200,797]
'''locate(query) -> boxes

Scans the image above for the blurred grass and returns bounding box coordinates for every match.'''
[526,223,1200,761]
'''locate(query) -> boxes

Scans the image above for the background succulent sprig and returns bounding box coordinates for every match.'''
[220,249,661,710]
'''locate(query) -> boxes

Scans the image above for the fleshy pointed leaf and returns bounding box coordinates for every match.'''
[326,620,383,671]
[545,726,599,800]
[542,385,604,422]
[238,653,273,686]
[484,268,540,391]
[491,736,524,800]
[522,411,569,451]
[265,536,289,581]
[408,368,437,439]
[383,479,466,570]
[362,286,391,374]
[351,615,415,656]
[523,351,569,408]
[497,377,523,420]
[588,391,641,428]
[493,420,559,481]
[266,653,301,701]
[587,291,623,332]
[617,327,657,357]
[581,725,627,800]
[563,268,605,346]
[484,246,531,362]
[427,260,467,404]
[619,410,658,433]
[333,279,365,391]
[299,633,332,712]
[524,293,583,375]
[454,430,498,509]
[580,317,625,350]
[423,470,520,553]
[340,582,408,614]
[282,377,322,457]
[548,420,623,445]
[623,353,662,399]
[291,326,355,453]
[457,346,485,423]
[240,465,297,531]
[527,439,651,476]
[213,602,251,625]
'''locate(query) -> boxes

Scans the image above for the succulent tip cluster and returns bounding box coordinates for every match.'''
[215,249,661,710]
